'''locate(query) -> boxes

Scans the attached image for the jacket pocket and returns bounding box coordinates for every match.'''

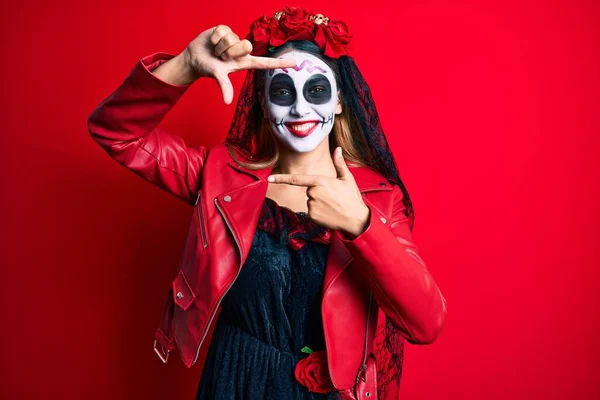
[172,270,196,311]
[195,190,209,249]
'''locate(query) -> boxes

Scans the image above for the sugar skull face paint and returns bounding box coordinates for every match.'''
[264,51,340,153]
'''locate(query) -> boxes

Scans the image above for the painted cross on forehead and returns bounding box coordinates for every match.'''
[264,50,341,153]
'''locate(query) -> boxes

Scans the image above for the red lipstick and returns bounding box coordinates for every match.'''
[284,120,320,137]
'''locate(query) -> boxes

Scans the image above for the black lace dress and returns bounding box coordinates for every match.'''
[195,197,339,400]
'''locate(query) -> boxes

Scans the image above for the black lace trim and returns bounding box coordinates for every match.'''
[257,197,332,250]
[375,315,405,398]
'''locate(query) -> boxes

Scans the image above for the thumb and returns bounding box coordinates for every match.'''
[214,71,234,105]
[333,147,351,180]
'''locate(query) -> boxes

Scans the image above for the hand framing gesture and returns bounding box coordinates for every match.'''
[268,147,372,237]
[183,25,297,104]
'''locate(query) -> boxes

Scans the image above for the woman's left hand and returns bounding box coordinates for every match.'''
[267,147,371,238]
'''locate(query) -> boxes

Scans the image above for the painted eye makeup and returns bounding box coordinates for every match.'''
[268,74,296,106]
[303,74,332,105]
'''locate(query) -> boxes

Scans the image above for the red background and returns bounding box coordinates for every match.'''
[2,0,599,398]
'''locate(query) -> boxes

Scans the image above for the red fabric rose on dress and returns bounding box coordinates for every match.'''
[294,350,336,394]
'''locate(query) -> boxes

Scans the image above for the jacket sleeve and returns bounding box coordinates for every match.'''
[335,184,448,344]
[87,52,207,205]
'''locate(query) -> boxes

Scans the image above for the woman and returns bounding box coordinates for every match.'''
[87,6,448,400]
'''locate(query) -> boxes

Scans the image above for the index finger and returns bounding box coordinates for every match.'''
[240,55,297,70]
[267,174,324,186]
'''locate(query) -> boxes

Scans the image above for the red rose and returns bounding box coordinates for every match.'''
[273,6,313,47]
[294,350,336,394]
[280,5,310,28]
[267,23,292,48]
[315,21,353,58]
[328,20,352,39]
[247,16,274,55]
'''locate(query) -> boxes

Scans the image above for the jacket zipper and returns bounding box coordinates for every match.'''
[191,196,243,366]
[355,290,373,384]
[195,191,208,248]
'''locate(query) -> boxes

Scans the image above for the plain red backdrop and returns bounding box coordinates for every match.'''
[1,0,599,398]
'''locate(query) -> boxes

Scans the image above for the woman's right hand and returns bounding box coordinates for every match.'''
[182,25,296,104]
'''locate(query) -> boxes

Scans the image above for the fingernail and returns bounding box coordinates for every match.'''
[267,176,274,182]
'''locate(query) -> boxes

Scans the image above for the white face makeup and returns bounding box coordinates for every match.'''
[263,50,340,153]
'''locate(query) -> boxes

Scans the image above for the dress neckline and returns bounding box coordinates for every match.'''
[259,197,331,250]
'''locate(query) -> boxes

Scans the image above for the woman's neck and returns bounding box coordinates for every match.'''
[274,140,338,178]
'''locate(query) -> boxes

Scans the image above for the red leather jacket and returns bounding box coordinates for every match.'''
[87,52,448,399]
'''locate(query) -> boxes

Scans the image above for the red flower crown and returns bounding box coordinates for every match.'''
[246,6,353,59]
